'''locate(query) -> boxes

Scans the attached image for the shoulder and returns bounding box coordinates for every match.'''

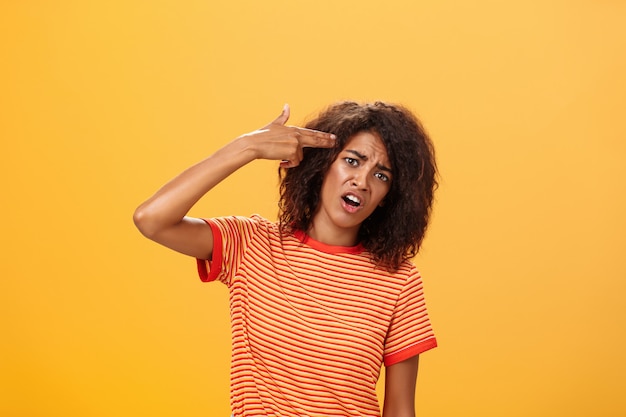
[250,214,278,228]
[371,259,422,295]
[397,259,420,278]
[204,215,281,250]
[209,214,277,231]
[373,258,420,282]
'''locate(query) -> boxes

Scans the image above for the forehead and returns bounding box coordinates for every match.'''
[341,131,390,162]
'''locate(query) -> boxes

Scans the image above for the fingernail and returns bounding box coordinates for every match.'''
[330,134,337,139]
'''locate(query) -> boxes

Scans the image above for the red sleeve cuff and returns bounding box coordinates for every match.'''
[196,219,223,282]
[384,337,438,366]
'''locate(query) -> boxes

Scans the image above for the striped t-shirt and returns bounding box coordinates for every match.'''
[196,215,437,416]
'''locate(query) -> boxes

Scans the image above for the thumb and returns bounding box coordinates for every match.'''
[270,103,290,126]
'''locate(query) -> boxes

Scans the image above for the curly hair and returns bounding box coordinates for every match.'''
[278,101,438,271]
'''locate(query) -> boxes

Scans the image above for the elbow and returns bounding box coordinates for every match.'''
[133,204,160,239]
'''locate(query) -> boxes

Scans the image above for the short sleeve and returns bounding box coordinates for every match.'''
[196,215,263,286]
[383,267,437,366]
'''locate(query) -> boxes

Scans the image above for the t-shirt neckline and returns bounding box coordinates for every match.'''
[293,230,365,254]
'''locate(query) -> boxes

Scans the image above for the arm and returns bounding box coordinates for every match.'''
[382,355,419,417]
[133,105,336,260]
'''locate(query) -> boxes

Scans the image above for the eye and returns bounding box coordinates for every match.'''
[374,172,390,182]
[344,157,359,166]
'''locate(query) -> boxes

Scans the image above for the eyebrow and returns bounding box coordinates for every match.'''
[346,149,392,173]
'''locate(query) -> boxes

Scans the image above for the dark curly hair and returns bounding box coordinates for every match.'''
[278,101,438,271]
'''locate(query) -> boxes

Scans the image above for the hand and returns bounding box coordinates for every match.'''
[241,104,337,168]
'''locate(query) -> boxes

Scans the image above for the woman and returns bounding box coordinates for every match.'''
[134,101,438,416]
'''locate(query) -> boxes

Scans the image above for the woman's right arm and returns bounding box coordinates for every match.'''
[132,105,335,260]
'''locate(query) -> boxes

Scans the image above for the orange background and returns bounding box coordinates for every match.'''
[1,1,625,416]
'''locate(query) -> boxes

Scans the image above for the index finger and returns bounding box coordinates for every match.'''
[295,127,337,148]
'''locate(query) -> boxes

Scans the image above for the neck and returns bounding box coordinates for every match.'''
[306,223,359,247]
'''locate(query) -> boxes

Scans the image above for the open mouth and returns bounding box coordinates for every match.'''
[342,194,362,207]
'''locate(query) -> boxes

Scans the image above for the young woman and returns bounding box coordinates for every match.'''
[134,101,438,417]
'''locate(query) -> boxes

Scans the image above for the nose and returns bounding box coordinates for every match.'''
[350,169,369,190]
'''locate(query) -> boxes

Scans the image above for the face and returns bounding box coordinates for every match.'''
[309,131,392,246]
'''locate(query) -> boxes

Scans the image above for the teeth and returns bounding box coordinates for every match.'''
[345,195,361,205]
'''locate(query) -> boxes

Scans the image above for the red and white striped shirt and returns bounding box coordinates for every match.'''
[197,215,436,416]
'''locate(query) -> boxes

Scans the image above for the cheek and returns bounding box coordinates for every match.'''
[326,164,349,186]
[320,172,339,201]
[374,183,391,201]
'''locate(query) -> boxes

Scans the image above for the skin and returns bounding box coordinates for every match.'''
[308,131,392,247]
[133,105,419,416]
[133,104,335,260]
[383,355,419,417]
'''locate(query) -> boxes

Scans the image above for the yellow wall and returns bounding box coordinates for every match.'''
[2,1,625,416]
